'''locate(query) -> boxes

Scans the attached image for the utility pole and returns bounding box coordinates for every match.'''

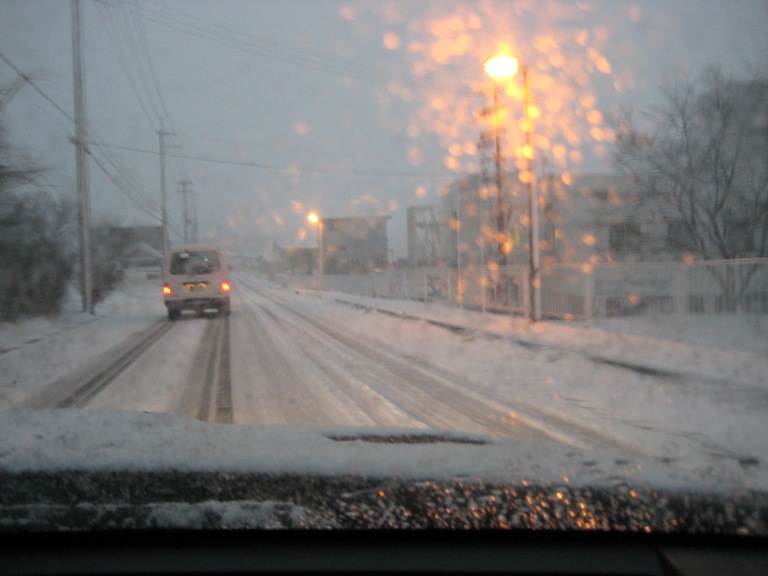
[158,123,169,256]
[477,85,508,267]
[178,180,192,243]
[71,0,93,314]
[492,81,507,266]
[522,67,540,322]
[191,207,198,243]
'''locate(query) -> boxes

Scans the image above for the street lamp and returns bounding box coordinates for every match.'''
[484,54,541,322]
[483,56,515,267]
[307,212,323,291]
[484,54,519,80]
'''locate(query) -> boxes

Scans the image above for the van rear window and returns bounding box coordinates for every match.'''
[169,251,220,275]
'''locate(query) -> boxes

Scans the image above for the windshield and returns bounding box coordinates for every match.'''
[169,250,220,275]
[0,0,767,537]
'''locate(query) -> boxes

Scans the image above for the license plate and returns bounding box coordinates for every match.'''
[185,283,208,293]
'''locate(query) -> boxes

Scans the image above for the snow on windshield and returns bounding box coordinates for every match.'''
[1,0,767,532]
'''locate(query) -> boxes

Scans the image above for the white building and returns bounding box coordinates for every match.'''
[321,216,390,274]
[436,171,653,269]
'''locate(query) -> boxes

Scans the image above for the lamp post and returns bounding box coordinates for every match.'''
[484,55,541,322]
[307,212,323,291]
[483,56,517,267]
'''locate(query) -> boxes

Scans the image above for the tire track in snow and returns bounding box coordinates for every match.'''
[18,320,175,410]
[235,283,568,442]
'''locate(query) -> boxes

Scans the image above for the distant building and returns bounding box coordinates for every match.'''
[125,226,164,254]
[93,225,164,283]
[102,225,163,268]
[321,216,390,274]
[539,172,648,264]
[120,241,163,271]
[284,246,315,276]
[256,242,288,278]
[436,171,653,268]
[407,205,450,267]
[438,171,528,269]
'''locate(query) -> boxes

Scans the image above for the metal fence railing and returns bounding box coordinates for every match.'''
[279,258,768,319]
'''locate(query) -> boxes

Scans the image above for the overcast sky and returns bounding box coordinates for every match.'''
[1,0,767,255]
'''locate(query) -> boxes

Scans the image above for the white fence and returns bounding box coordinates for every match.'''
[539,260,768,318]
[278,259,768,319]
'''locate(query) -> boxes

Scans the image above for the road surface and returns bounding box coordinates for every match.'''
[14,280,573,444]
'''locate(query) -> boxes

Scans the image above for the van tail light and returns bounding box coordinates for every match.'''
[221,281,231,293]
[162,284,172,296]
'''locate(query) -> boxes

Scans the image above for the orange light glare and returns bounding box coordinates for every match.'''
[162,284,172,296]
[222,281,231,293]
[484,55,519,80]
[523,144,534,159]
[307,213,319,224]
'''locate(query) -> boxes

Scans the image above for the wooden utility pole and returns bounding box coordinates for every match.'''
[523,67,541,322]
[178,180,192,243]
[159,123,169,255]
[492,81,507,266]
[71,0,93,314]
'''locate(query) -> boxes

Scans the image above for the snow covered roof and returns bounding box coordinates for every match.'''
[121,241,163,261]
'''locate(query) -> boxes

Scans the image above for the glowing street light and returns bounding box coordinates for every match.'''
[483,55,519,81]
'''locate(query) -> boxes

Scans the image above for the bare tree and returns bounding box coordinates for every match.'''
[612,68,768,261]
[1,84,75,321]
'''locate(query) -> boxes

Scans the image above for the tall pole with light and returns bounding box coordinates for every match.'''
[483,54,541,322]
[483,56,516,267]
[307,212,323,291]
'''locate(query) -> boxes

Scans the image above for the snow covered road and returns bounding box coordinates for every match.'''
[1,275,766,489]
[231,282,562,441]
[1,281,570,442]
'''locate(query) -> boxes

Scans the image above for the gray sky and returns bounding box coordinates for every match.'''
[1,0,767,255]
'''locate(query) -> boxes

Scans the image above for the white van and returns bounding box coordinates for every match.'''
[162,244,231,320]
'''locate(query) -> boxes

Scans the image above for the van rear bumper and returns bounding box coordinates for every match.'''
[165,297,229,312]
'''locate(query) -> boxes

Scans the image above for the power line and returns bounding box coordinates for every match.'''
[89,139,184,236]
[127,4,186,150]
[0,49,183,236]
[0,50,75,124]
[120,4,189,191]
[137,1,478,98]
[96,2,188,184]
[94,2,158,132]
[89,143,159,212]
[93,140,452,179]
[88,143,184,238]
[140,2,378,83]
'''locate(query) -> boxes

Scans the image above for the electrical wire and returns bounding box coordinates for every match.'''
[94,2,159,132]
[0,50,75,125]
[94,140,452,178]
[97,2,189,184]
[137,1,478,98]
[140,2,379,83]
[0,49,184,235]
[127,3,188,160]
[3,1,475,228]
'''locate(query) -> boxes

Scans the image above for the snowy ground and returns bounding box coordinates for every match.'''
[274,281,768,489]
[1,274,767,492]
